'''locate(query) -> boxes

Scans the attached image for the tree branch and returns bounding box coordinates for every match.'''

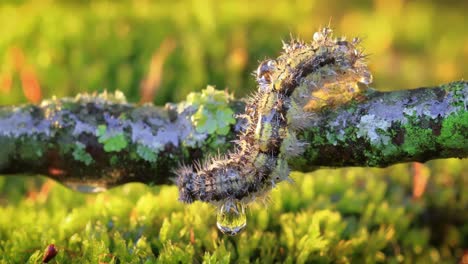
[0,82,466,191]
[293,81,467,170]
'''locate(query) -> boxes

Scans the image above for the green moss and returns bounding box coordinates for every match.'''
[305,148,320,164]
[0,159,467,263]
[110,156,119,166]
[343,126,358,142]
[17,138,45,161]
[0,137,15,169]
[437,111,468,149]
[308,127,327,145]
[401,118,436,156]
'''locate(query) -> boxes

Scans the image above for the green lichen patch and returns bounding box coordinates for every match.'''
[136,145,158,162]
[185,86,236,136]
[380,141,399,157]
[72,142,94,166]
[96,125,128,152]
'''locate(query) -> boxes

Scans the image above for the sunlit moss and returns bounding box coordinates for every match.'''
[1,159,466,262]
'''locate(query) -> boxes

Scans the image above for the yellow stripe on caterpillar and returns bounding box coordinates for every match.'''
[255,120,273,152]
[259,92,277,115]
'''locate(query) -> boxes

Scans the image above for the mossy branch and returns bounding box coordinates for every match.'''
[293,81,467,170]
[0,81,466,190]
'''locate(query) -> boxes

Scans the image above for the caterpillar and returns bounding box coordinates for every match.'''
[176,27,372,211]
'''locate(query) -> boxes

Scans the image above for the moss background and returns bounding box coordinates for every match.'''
[0,0,467,263]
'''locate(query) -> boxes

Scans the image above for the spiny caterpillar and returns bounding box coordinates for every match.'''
[176,27,372,210]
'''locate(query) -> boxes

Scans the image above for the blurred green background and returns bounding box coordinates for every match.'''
[0,0,466,105]
[0,0,467,263]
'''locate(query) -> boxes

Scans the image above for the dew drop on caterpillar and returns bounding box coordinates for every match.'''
[256,60,276,87]
[175,27,373,235]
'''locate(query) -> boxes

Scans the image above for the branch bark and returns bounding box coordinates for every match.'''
[0,81,466,191]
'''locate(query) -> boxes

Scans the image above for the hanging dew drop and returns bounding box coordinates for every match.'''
[216,201,247,236]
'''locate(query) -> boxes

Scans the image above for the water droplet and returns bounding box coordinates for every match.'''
[359,72,373,85]
[216,200,247,236]
[313,31,324,42]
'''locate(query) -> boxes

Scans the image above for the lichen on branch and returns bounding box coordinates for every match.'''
[293,81,468,170]
[0,89,240,191]
[0,83,466,192]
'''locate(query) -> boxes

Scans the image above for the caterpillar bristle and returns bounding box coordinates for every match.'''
[286,99,315,130]
[246,90,264,105]
[280,132,308,158]
[284,176,295,184]
[287,111,315,131]
[271,159,291,183]
[192,160,203,172]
